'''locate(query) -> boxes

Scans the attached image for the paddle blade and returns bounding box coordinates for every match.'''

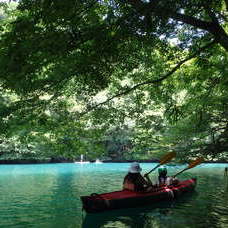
[160,152,176,165]
[188,157,204,169]
[145,152,176,175]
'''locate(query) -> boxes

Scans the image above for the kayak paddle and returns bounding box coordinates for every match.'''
[173,157,204,178]
[145,152,176,176]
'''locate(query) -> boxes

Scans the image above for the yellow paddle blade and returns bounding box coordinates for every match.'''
[146,151,176,175]
[188,157,204,169]
[160,152,176,165]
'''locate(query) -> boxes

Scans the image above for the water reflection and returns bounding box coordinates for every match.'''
[82,193,197,228]
[82,205,171,228]
[225,175,228,191]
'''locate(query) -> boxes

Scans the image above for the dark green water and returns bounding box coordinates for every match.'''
[0,163,227,228]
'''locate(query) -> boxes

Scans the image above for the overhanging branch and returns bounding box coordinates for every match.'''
[80,40,216,116]
[125,0,228,51]
[126,0,213,31]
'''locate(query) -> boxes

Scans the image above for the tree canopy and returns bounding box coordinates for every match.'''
[0,0,227,161]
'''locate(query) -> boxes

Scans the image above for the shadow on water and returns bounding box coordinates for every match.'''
[82,191,198,228]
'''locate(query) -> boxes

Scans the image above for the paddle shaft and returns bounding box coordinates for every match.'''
[146,164,160,175]
[173,157,204,178]
[173,167,188,178]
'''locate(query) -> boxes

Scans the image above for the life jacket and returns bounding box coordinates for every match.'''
[123,173,147,191]
[123,179,135,191]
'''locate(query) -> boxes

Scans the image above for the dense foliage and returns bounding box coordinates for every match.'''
[0,0,227,161]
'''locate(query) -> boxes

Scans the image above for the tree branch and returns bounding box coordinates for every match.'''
[125,0,228,50]
[80,40,216,116]
[126,0,213,31]
[171,12,213,31]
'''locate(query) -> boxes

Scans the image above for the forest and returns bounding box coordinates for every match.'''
[0,0,227,162]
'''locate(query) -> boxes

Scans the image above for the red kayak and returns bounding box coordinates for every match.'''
[81,178,197,213]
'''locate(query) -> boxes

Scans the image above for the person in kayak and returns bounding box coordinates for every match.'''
[123,162,154,192]
[158,166,168,185]
[158,166,179,186]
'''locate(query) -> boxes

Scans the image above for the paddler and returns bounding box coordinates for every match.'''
[158,166,179,186]
[123,162,155,192]
[158,166,168,185]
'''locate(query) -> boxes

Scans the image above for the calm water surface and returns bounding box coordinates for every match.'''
[0,163,227,228]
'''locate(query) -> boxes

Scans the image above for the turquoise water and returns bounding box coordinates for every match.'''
[0,163,227,228]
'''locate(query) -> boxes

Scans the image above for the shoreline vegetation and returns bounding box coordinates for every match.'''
[0,1,227,169]
[0,159,227,165]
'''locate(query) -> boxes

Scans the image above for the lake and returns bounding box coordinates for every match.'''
[0,163,227,228]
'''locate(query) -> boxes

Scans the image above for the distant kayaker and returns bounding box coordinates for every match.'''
[123,162,154,192]
[225,167,228,176]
